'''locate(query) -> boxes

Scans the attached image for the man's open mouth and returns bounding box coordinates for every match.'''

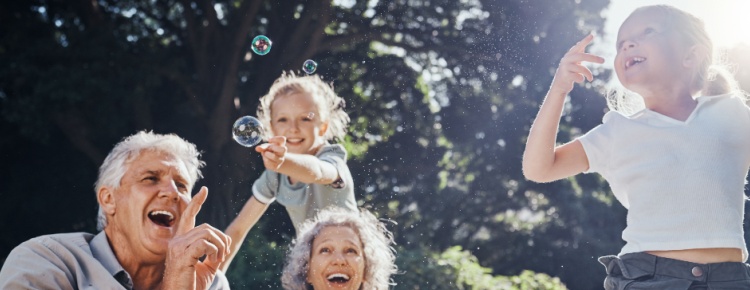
[148,210,175,227]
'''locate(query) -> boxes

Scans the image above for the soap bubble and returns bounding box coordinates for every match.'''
[302,59,318,74]
[232,116,264,147]
[251,35,272,55]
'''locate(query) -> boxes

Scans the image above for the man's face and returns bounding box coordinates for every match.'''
[103,150,192,262]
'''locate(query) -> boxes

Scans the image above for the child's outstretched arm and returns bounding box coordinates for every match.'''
[523,34,604,183]
[220,196,270,273]
[257,136,339,184]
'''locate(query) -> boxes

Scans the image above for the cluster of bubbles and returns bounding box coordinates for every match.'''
[232,116,264,147]
[250,35,318,74]
[238,35,318,147]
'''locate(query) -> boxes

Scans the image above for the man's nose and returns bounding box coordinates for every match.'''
[157,180,180,201]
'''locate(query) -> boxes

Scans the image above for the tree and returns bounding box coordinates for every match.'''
[1,0,621,289]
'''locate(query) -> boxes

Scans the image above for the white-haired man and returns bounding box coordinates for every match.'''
[0,131,232,289]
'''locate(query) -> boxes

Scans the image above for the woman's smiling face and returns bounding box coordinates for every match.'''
[307,226,366,290]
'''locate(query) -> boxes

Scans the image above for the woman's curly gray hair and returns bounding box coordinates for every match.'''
[281,207,397,290]
[257,71,350,142]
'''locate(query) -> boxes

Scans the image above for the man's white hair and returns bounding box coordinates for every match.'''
[94,131,204,231]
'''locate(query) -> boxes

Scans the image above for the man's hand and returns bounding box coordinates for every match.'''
[163,187,232,290]
[256,136,287,171]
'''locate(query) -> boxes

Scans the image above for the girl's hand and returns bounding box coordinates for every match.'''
[549,34,605,97]
[256,136,287,171]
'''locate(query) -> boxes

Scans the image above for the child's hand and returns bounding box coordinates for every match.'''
[256,136,287,171]
[549,34,605,97]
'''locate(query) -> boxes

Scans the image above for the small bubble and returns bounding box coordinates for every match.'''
[232,116,264,147]
[302,59,317,74]
[251,35,272,55]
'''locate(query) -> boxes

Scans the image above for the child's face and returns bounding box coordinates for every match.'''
[270,91,328,155]
[614,9,688,95]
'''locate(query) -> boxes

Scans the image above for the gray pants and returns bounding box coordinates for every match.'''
[599,252,750,290]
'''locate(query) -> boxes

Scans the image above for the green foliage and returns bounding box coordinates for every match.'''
[395,246,567,290]
[225,231,287,289]
[19,1,750,290]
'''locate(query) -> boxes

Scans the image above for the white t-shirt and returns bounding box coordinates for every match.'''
[578,93,750,260]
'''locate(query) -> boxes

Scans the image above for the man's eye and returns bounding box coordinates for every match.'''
[143,176,157,182]
[320,247,331,253]
[176,182,188,190]
[346,248,358,254]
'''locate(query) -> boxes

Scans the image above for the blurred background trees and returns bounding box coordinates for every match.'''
[2,0,749,289]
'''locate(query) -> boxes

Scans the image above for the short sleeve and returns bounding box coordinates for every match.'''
[252,170,278,204]
[577,111,618,175]
[317,144,351,189]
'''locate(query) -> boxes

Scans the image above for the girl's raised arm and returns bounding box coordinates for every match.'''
[522,34,604,183]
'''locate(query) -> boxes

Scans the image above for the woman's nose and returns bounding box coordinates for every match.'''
[331,252,346,265]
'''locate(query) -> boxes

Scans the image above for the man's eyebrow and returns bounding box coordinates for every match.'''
[143,170,162,175]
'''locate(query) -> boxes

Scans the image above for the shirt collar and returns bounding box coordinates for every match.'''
[90,231,134,289]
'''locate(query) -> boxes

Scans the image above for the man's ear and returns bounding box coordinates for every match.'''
[98,187,116,215]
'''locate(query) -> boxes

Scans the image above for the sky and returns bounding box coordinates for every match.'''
[594,0,750,83]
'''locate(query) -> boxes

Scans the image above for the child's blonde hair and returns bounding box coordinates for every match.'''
[607,5,743,114]
[257,72,350,142]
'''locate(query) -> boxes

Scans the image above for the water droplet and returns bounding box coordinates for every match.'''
[302,59,317,74]
[232,116,264,147]
[251,35,272,55]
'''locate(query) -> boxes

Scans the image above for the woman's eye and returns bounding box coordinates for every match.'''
[143,176,157,182]
[276,118,287,123]
[319,247,330,253]
[346,248,358,254]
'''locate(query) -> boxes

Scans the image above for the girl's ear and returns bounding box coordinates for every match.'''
[98,186,117,216]
[318,121,329,137]
[682,44,708,68]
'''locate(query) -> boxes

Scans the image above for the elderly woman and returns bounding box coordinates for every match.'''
[282,207,397,290]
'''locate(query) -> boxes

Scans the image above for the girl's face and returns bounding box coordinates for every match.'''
[614,9,690,96]
[270,91,328,155]
[307,226,366,290]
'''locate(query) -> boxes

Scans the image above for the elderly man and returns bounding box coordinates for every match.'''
[0,131,232,289]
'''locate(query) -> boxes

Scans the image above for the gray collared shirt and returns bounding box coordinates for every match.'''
[0,232,230,289]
